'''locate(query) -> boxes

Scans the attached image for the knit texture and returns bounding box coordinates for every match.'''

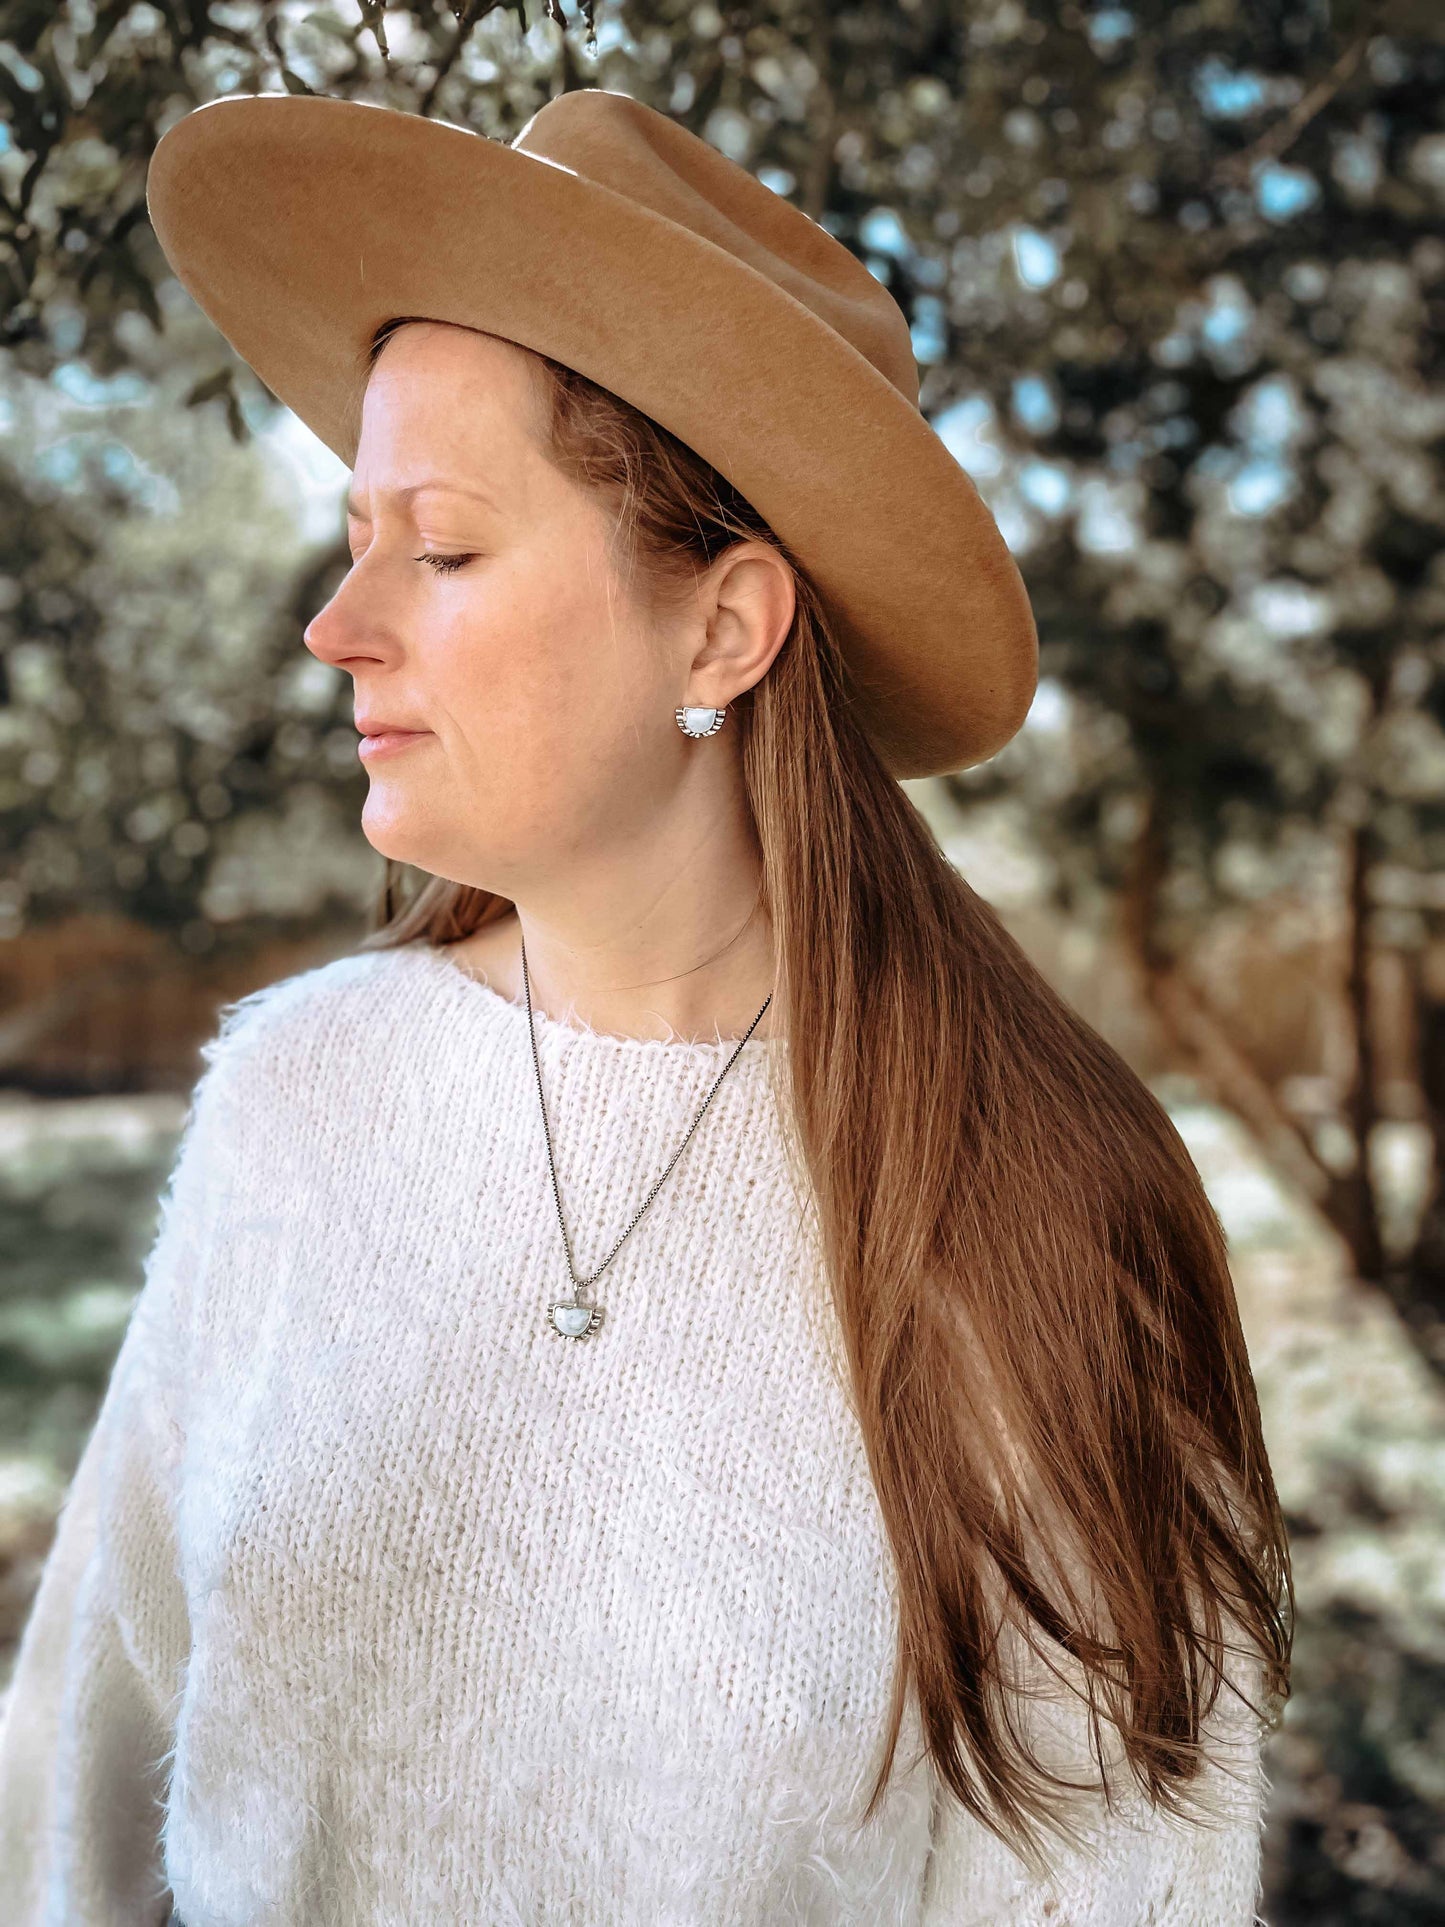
[0,940,1271,1926]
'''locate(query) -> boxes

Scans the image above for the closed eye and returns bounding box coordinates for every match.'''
[417,553,476,575]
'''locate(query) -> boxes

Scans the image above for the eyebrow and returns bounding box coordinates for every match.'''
[344,481,501,519]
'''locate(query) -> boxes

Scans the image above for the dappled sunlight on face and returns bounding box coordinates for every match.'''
[301,322,675,891]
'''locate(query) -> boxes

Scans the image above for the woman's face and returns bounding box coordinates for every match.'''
[303,320,703,889]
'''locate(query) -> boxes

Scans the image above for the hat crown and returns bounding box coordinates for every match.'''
[513,90,919,407]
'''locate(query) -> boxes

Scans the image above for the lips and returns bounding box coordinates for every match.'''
[355,718,433,763]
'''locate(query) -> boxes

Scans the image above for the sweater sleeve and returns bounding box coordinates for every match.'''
[0,1030,238,1927]
[919,1633,1272,1927]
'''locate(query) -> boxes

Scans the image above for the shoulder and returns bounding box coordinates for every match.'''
[201,942,418,1064]
[196,942,424,1106]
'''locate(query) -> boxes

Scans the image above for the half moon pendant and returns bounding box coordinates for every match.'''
[549,1299,604,1341]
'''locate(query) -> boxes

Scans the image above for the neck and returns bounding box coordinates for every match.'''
[450,884,778,1047]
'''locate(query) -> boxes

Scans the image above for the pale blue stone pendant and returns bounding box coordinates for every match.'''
[549,1299,604,1340]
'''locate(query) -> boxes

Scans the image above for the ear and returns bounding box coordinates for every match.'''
[683,540,796,706]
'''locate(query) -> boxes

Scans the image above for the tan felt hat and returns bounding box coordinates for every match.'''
[145,87,1038,779]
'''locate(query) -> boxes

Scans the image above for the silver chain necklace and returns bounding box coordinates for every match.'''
[521,931,774,1342]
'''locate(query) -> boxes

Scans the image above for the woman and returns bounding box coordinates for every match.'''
[0,90,1290,1924]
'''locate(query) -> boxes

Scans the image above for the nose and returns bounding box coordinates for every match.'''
[302,558,391,673]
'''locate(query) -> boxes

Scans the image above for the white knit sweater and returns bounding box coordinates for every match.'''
[0,940,1271,1926]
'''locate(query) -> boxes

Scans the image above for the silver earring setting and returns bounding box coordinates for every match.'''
[676,704,726,738]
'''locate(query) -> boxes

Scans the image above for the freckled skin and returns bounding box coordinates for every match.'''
[302,322,794,1043]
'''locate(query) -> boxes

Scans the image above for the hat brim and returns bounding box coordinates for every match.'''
[145,94,1037,778]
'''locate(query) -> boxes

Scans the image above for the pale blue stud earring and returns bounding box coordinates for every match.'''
[676,704,726,738]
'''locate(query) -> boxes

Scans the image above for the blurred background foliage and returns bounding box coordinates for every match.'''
[1,2,1444,1920]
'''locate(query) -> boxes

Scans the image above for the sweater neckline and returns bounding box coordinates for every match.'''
[398,938,786,1060]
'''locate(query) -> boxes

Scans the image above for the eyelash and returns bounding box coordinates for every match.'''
[417,553,475,575]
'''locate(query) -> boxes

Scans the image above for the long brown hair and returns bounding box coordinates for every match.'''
[355,314,1292,1872]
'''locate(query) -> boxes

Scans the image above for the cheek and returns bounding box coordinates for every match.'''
[420,576,564,751]
[418,581,631,801]
[441,559,662,759]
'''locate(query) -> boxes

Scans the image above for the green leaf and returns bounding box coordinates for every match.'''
[356,0,390,57]
[183,368,233,408]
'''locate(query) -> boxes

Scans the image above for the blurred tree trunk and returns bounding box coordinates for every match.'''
[1120,788,1445,1381]
[1339,819,1386,1284]
[1404,956,1445,1333]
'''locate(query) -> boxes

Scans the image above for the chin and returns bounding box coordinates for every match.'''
[358,796,442,871]
[358,803,498,888]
